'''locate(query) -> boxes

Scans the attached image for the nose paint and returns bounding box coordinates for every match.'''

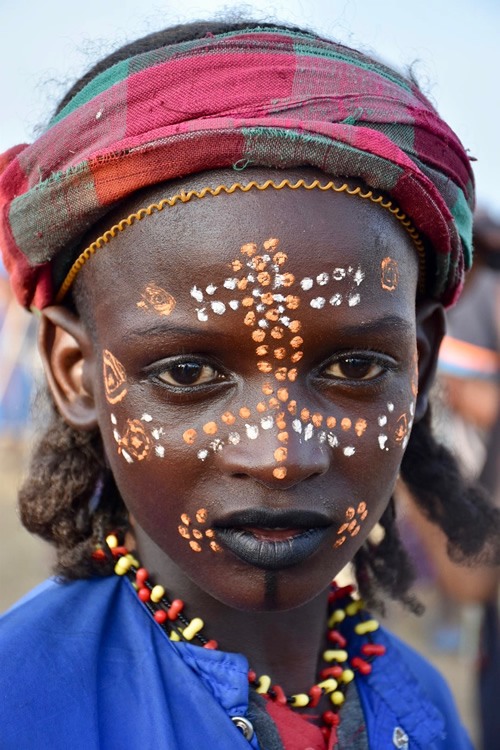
[182,238,370,478]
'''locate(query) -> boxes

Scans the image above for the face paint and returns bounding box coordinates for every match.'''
[177,509,222,554]
[103,349,128,404]
[380,257,399,291]
[136,282,176,316]
[333,502,368,548]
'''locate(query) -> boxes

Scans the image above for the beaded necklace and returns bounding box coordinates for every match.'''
[95,534,386,745]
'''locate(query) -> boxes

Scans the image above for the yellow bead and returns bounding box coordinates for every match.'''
[106,534,118,549]
[150,585,165,603]
[290,693,309,707]
[345,599,363,616]
[255,675,272,694]
[114,556,131,575]
[341,669,355,684]
[323,649,348,663]
[169,631,181,641]
[317,678,338,693]
[330,691,345,706]
[182,617,204,641]
[328,609,346,628]
[125,553,139,567]
[354,619,379,636]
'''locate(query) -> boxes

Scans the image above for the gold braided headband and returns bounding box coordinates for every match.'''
[56,179,426,302]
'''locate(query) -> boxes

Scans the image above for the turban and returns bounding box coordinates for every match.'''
[0,27,474,310]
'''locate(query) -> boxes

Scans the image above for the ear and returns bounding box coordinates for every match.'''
[39,306,98,430]
[414,299,446,422]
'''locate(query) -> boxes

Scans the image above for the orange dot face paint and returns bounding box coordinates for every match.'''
[177,510,221,555]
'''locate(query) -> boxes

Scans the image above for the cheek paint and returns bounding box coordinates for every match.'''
[103,349,128,404]
[136,282,176,316]
[176,510,222,554]
[334,502,368,548]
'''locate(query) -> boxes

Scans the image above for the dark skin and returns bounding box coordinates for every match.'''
[39,167,444,702]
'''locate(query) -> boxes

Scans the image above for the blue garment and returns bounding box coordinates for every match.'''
[0,576,472,749]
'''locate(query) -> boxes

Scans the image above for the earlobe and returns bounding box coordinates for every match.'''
[39,306,98,430]
[414,299,446,421]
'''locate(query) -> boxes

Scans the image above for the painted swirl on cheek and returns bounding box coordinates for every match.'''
[103,349,128,404]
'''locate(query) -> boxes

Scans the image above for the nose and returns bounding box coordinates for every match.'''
[216,422,331,489]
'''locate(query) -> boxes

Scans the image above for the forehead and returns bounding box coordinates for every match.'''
[79,169,419,329]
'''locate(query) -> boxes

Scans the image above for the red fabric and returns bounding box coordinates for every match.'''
[265,697,327,750]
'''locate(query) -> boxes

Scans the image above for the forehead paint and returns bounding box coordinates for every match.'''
[103,349,128,404]
[178,239,375,478]
[136,282,176,316]
[380,257,399,292]
[334,502,368,548]
[177,510,222,554]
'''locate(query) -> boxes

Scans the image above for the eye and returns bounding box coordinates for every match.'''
[322,356,387,381]
[157,361,221,387]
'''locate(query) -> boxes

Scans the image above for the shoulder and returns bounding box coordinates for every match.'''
[360,626,473,749]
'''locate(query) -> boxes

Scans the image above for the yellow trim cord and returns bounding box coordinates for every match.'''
[56,179,426,302]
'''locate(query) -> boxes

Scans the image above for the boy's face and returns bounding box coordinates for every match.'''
[54,169,435,611]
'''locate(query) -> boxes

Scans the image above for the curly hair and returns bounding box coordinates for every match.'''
[18,19,500,609]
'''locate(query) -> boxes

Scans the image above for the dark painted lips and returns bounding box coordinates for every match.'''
[214,510,331,570]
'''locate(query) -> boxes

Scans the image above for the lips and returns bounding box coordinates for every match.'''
[214,509,331,570]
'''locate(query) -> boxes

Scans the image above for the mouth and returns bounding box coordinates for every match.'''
[214,510,331,570]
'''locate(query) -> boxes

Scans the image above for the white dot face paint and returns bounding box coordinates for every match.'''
[191,286,204,303]
[343,446,356,457]
[300,277,314,290]
[310,297,326,309]
[210,301,226,314]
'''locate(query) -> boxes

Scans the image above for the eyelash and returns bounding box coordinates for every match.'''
[147,350,396,393]
[148,356,228,392]
[318,351,397,385]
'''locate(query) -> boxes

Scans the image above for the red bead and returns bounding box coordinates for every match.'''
[271,684,287,705]
[320,666,343,680]
[203,640,219,650]
[247,670,257,683]
[92,549,106,560]
[167,599,184,620]
[154,610,168,624]
[308,685,322,708]
[322,710,340,726]
[135,568,149,585]
[327,630,347,648]
[361,643,386,657]
[351,656,372,675]
[113,546,128,557]
[320,726,330,740]
[138,587,151,602]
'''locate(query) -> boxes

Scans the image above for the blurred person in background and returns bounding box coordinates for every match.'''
[396,212,500,749]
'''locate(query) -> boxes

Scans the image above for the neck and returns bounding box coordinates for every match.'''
[132,525,330,694]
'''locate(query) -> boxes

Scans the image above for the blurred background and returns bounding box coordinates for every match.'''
[1,1,499,747]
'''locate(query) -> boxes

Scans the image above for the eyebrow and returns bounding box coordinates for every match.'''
[123,323,232,342]
[335,315,414,340]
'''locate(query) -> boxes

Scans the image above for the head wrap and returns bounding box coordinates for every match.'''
[0,27,474,310]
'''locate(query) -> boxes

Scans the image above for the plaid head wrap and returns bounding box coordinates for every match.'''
[0,27,474,310]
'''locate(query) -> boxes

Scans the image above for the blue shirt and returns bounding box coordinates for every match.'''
[0,575,472,749]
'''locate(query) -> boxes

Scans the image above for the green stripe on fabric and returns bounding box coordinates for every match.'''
[294,42,412,92]
[451,189,473,268]
[49,59,130,127]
